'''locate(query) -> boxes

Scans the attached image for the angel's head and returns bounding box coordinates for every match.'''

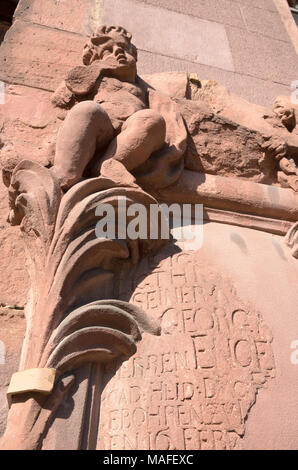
[82,25,137,82]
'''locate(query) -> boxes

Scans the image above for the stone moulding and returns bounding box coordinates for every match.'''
[202,207,292,236]
[157,170,298,223]
[156,170,298,237]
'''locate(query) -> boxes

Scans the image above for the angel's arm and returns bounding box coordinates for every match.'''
[51,63,104,110]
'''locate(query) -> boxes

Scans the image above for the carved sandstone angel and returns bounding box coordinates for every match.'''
[51,24,186,191]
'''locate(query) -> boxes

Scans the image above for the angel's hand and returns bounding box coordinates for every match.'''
[65,63,103,96]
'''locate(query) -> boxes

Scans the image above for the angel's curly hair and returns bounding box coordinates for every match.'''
[82,24,138,65]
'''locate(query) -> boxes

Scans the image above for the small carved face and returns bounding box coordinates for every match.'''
[273,97,296,131]
[87,33,137,82]
[98,37,134,65]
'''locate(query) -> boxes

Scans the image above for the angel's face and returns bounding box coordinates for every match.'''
[98,38,132,64]
[93,35,137,82]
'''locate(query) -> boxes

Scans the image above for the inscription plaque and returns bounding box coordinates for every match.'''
[97,247,275,450]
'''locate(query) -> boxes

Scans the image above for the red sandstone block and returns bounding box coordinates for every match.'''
[0,83,59,308]
[240,5,291,42]
[0,309,26,436]
[0,20,87,91]
[226,26,298,86]
[0,86,59,311]
[14,0,95,36]
[0,84,58,168]
[0,184,29,306]
[132,0,245,28]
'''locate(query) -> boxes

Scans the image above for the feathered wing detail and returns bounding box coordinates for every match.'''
[45,300,161,372]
